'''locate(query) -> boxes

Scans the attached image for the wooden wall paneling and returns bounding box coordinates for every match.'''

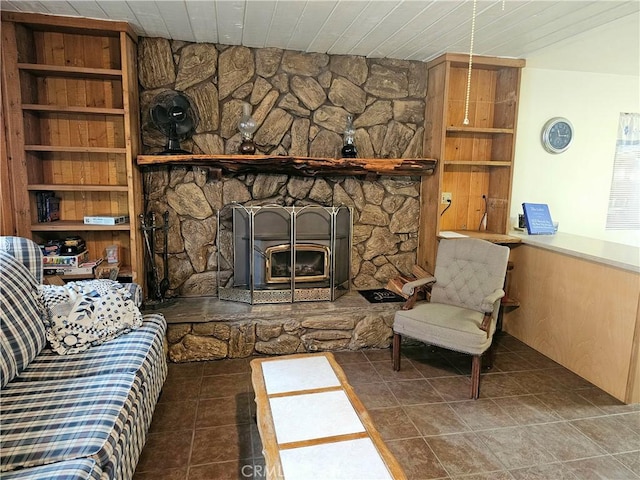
[14,24,35,63]
[114,153,125,187]
[105,37,121,70]
[481,133,495,161]
[34,30,47,64]
[93,153,105,185]
[22,111,39,146]
[25,150,43,186]
[441,165,464,230]
[58,191,73,220]
[441,164,490,232]
[65,34,87,111]
[75,151,87,187]
[46,152,65,185]
[503,245,640,403]
[112,80,124,109]
[452,165,470,229]
[488,166,511,231]
[92,191,109,216]
[444,135,461,162]
[113,190,129,217]
[18,71,37,104]
[490,133,511,162]
[469,166,489,230]
[446,67,467,126]
[494,67,519,129]
[439,168,455,231]
[40,152,57,185]
[475,68,496,128]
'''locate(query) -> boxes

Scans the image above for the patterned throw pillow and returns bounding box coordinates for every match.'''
[40,280,143,355]
[1,250,47,386]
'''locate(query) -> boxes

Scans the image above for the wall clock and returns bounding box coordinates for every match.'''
[541,117,573,154]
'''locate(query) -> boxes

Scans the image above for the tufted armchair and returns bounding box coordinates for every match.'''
[392,238,510,399]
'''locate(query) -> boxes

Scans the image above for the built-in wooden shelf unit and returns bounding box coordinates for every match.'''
[1,11,143,284]
[418,53,525,271]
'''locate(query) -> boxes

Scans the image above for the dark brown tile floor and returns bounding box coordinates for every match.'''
[134,333,640,480]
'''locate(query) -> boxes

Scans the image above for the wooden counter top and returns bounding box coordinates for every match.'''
[509,231,639,273]
[438,230,522,244]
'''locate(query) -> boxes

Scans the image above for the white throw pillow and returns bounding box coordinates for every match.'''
[40,280,142,355]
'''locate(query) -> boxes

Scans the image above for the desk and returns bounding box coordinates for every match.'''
[250,353,406,480]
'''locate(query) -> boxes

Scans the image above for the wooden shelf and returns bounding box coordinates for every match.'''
[137,154,437,177]
[28,184,129,192]
[31,220,131,232]
[18,63,122,79]
[25,145,127,154]
[444,161,512,167]
[22,104,125,115]
[446,126,514,135]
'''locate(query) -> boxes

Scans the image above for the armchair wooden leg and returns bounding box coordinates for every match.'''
[471,355,481,399]
[484,344,495,371]
[392,333,401,371]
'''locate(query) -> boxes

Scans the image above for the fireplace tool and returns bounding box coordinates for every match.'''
[140,212,174,308]
[159,211,170,297]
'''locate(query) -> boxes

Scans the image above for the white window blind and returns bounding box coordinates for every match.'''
[606,113,640,230]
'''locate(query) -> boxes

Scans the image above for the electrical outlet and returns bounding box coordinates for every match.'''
[441,192,452,204]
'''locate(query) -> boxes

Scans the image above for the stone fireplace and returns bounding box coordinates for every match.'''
[218,204,351,304]
[139,38,427,299]
[137,30,431,361]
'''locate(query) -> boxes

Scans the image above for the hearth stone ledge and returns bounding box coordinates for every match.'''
[159,292,403,362]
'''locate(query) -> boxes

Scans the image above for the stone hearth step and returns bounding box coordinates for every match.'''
[156,292,403,362]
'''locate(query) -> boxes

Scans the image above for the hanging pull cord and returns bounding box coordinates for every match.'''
[463,0,478,126]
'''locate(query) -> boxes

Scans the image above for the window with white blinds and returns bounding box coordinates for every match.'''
[606,113,640,230]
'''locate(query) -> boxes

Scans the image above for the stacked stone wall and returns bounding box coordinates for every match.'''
[138,39,427,297]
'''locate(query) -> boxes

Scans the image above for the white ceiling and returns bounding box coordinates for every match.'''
[2,0,639,68]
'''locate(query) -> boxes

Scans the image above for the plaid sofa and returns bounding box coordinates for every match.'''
[0,236,167,480]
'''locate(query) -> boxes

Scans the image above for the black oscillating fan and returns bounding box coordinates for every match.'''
[150,91,199,155]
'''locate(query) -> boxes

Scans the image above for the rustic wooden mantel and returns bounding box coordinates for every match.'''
[136,154,437,177]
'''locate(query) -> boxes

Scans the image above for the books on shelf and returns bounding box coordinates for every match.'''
[522,203,555,235]
[36,191,60,222]
[83,215,129,225]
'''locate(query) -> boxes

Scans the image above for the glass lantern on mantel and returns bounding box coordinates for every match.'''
[341,114,357,158]
[238,102,257,155]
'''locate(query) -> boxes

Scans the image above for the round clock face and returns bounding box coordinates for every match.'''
[542,117,573,153]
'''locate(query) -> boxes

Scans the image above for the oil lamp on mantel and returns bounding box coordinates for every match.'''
[341,114,357,158]
[237,102,257,154]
